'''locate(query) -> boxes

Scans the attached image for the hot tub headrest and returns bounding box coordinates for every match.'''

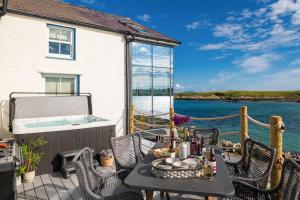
[10,95,92,122]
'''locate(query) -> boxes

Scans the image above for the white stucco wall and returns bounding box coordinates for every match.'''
[0,13,126,136]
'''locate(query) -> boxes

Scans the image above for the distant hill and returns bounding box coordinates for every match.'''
[175,91,300,101]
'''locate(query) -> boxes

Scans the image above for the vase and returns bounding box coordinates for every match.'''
[23,171,35,183]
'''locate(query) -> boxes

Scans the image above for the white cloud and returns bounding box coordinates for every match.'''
[270,0,300,25]
[175,83,185,92]
[237,54,280,74]
[209,72,237,84]
[226,16,235,21]
[79,0,95,4]
[213,23,243,37]
[186,21,201,30]
[209,55,227,60]
[291,58,300,65]
[198,1,300,53]
[137,14,151,23]
[198,43,226,50]
[242,9,253,18]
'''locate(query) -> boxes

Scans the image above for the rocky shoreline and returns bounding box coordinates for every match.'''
[175,95,300,102]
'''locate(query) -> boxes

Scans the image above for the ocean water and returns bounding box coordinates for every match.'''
[174,100,300,152]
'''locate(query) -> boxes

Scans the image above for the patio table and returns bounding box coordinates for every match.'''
[124,147,235,200]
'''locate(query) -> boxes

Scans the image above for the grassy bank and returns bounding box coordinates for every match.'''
[175,91,300,101]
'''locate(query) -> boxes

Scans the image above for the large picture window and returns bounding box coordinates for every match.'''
[131,42,173,116]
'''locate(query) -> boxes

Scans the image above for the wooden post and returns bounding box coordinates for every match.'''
[169,107,175,142]
[130,104,135,134]
[240,106,249,156]
[270,116,283,189]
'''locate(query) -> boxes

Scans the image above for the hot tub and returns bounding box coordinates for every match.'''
[10,94,116,175]
[13,114,112,134]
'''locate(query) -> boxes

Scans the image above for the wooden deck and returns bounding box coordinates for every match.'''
[17,165,115,200]
[17,153,240,200]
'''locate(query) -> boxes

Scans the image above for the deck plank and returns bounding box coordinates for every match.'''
[33,176,49,200]
[16,181,26,200]
[40,174,60,200]
[59,175,82,200]
[23,181,37,200]
[49,173,71,200]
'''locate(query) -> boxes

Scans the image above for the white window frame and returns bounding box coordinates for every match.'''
[47,25,75,59]
[44,74,77,95]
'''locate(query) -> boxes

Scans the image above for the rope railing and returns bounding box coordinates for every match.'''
[220,131,240,135]
[133,119,169,128]
[175,113,240,121]
[135,110,170,117]
[133,126,170,138]
[246,114,271,129]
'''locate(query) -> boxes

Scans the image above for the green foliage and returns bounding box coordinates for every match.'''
[175,90,300,99]
[16,164,26,177]
[20,136,47,172]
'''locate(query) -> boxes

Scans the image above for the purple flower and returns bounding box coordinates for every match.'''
[174,114,192,126]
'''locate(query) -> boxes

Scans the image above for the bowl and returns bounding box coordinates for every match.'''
[151,148,170,158]
[166,157,180,165]
[182,158,201,168]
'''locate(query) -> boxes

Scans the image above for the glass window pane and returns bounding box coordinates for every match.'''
[49,28,60,40]
[45,77,59,93]
[61,78,75,94]
[153,67,170,96]
[132,42,152,66]
[49,42,59,54]
[60,43,71,55]
[153,67,171,114]
[153,46,170,68]
[132,66,152,113]
[61,30,71,42]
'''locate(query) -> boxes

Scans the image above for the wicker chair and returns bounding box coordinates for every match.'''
[72,147,143,200]
[232,159,300,200]
[187,127,220,145]
[110,133,145,172]
[226,138,276,189]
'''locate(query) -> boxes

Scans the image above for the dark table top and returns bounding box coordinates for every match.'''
[124,148,235,198]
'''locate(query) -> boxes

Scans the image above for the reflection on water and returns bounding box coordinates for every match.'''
[132,96,173,115]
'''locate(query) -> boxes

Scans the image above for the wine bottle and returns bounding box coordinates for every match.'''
[208,148,217,175]
[169,139,176,158]
[185,129,191,157]
[196,141,203,160]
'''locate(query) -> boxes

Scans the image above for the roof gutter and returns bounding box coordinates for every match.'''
[0,0,8,17]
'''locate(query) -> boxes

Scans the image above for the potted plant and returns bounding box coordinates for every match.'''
[20,136,47,183]
[100,149,114,167]
[16,164,25,186]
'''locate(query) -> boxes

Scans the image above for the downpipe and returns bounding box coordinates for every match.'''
[0,0,8,17]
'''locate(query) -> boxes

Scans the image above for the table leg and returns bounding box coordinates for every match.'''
[146,190,154,200]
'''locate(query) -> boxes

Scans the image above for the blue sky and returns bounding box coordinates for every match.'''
[64,0,300,92]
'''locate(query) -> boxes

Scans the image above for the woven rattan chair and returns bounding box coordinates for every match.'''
[225,138,276,189]
[187,127,220,145]
[110,133,145,172]
[72,147,143,200]
[232,159,300,200]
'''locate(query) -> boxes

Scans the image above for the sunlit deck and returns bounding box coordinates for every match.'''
[16,153,240,200]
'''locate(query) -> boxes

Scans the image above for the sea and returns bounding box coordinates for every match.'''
[174,100,300,152]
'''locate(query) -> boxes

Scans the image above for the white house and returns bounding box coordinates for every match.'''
[0,0,180,136]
